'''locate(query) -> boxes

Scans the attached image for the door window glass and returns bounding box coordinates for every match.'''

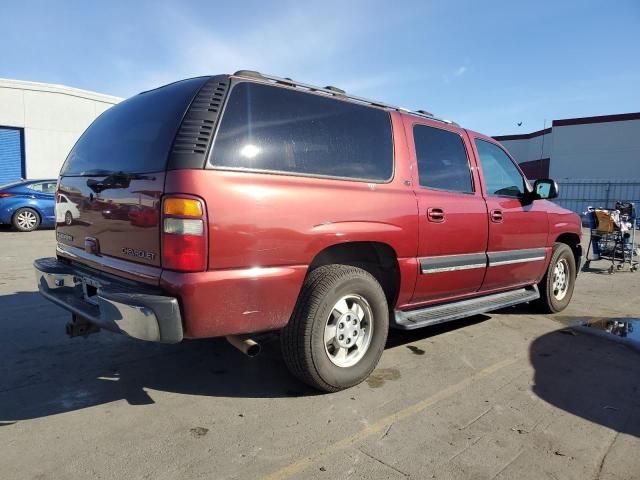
[474,139,525,197]
[413,125,473,193]
[27,183,44,192]
[42,182,57,193]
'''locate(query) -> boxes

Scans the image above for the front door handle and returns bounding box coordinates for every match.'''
[427,207,445,223]
[490,209,503,223]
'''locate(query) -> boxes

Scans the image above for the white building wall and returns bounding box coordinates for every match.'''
[550,120,640,180]
[497,119,640,181]
[0,79,122,179]
[499,138,529,160]
[525,132,553,161]
[498,131,553,163]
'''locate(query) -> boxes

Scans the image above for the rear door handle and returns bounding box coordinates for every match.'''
[427,207,445,223]
[490,209,503,223]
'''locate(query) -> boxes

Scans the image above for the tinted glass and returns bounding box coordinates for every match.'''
[62,77,208,175]
[413,125,473,193]
[475,139,525,197]
[211,82,393,181]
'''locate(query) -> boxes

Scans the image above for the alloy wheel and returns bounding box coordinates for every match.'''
[323,294,373,368]
[17,210,38,231]
[552,258,569,301]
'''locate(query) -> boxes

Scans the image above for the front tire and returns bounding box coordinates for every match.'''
[534,243,576,313]
[13,208,40,232]
[281,265,389,392]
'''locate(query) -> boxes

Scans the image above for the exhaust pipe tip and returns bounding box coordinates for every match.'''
[245,342,261,358]
[226,335,261,358]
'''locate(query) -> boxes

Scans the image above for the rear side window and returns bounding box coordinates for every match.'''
[474,139,525,197]
[413,125,473,193]
[61,77,208,175]
[211,82,393,181]
[27,182,56,193]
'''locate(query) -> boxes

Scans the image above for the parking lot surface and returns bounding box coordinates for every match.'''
[1,228,639,480]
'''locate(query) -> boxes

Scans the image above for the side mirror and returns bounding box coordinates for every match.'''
[533,178,559,200]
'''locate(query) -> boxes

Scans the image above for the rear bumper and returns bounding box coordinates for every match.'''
[34,257,183,343]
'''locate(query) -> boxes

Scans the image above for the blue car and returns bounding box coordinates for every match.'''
[0,179,57,231]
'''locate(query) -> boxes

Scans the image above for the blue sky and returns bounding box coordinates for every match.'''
[1,0,639,135]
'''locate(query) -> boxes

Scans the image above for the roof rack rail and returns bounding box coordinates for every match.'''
[324,85,346,94]
[232,70,456,126]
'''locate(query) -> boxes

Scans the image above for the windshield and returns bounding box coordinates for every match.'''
[61,77,209,176]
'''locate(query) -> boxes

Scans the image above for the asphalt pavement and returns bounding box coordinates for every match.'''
[1,228,638,480]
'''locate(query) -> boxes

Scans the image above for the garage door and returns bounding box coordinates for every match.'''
[0,127,24,185]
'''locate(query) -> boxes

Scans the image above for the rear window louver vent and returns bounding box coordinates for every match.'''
[167,75,230,169]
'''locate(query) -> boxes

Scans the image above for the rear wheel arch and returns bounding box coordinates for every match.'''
[281,264,389,391]
[307,241,401,308]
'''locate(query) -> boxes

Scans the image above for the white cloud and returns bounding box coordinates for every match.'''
[104,0,433,100]
[117,2,395,97]
[454,66,467,77]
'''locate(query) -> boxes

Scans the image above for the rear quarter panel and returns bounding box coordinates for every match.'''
[162,112,420,337]
[0,195,55,225]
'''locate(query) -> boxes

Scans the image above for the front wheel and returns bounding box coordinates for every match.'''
[280,265,389,392]
[534,243,576,313]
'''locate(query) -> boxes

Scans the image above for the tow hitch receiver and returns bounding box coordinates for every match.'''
[66,314,100,338]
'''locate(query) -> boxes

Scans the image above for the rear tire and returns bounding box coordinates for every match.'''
[280,265,389,392]
[534,243,576,313]
[12,208,40,232]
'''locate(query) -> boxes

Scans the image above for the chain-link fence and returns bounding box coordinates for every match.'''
[555,180,640,215]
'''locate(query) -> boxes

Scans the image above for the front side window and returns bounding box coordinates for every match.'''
[211,82,393,181]
[474,139,525,197]
[413,124,473,193]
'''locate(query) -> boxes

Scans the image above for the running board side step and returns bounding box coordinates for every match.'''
[392,286,539,330]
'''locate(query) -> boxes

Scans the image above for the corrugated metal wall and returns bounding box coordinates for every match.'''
[556,179,640,214]
[0,127,24,185]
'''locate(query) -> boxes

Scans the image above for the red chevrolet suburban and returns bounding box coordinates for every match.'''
[35,71,582,392]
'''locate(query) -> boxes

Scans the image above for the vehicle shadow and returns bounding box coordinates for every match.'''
[0,290,491,423]
[530,327,640,438]
[0,224,54,233]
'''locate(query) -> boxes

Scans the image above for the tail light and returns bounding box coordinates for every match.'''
[0,192,15,198]
[161,196,207,272]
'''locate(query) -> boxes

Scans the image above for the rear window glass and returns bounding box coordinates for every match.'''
[211,82,393,181]
[61,77,208,175]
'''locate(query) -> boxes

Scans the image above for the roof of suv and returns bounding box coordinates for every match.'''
[231,70,459,128]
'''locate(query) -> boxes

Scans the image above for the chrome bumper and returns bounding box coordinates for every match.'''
[34,257,183,343]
